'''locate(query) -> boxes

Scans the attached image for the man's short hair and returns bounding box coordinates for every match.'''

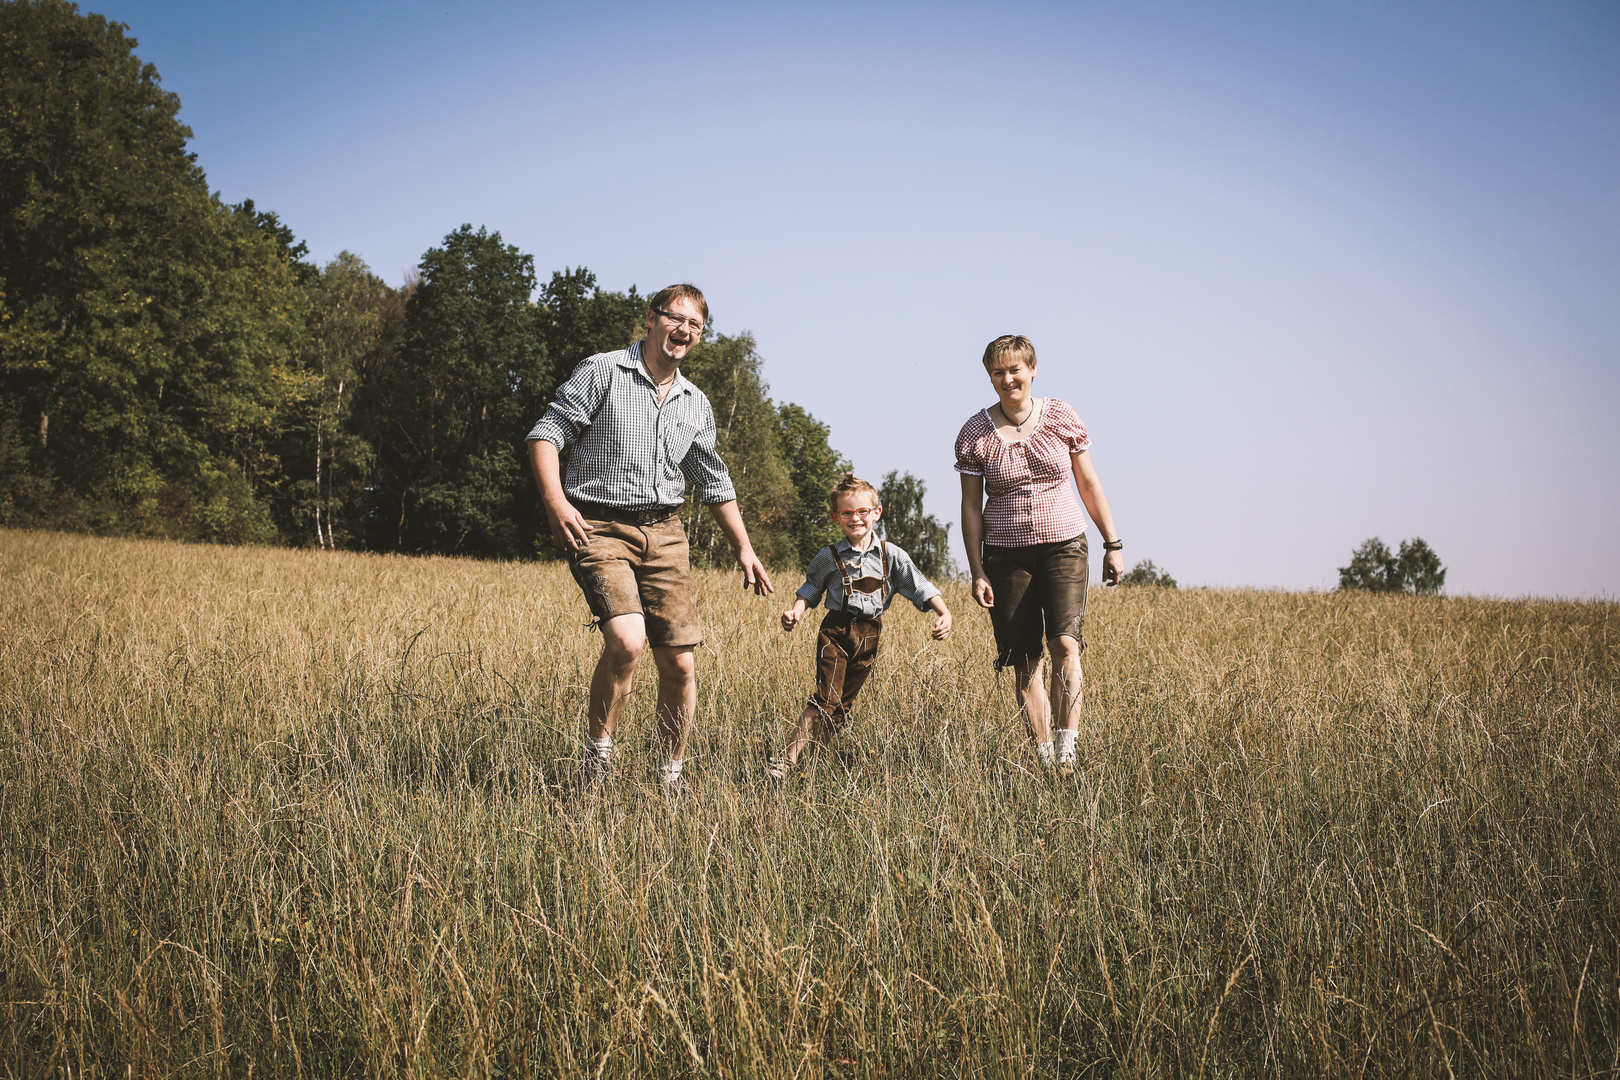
[648,284,709,326]
[828,473,880,513]
[982,334,1036,373]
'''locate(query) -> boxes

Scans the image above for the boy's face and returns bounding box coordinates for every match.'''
[831,492,882,544]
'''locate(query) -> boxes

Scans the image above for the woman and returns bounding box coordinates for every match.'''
[956,334,1123,778]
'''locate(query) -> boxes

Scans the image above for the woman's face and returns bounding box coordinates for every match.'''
[989,356,1035,404]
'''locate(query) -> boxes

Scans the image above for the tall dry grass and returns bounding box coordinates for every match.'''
[1,527,1615,1077]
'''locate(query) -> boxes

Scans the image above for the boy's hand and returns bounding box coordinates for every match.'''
[781,606,803,632]
[930,611,953,640]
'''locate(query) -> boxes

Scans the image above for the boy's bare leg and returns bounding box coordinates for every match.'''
[781,703,833,769]
[650,645,697,762]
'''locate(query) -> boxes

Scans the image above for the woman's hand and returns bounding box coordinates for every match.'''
[972,575,995,609]
[1102,549,1124,586]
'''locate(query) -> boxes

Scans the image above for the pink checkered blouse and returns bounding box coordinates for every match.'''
[954,399,1091,547]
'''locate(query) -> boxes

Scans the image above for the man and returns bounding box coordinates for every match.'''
[527,283,773,790]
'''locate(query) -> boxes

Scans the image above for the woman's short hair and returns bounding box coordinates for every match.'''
[982,334,1036,373]
[648,283,709,326]
[828,473,880,512]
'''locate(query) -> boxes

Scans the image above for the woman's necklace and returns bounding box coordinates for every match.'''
[1003,399,1038,433]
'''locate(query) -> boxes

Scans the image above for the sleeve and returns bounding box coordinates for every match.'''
[884,545,943,612]
[953,415,986,476]
[679,397,739,505]
[795,547,836,609]
[527,355,611,452]
[1053,400,1091,454]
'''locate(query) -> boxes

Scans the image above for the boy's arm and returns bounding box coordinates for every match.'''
[926,594,953,641]
[781,596,809,632]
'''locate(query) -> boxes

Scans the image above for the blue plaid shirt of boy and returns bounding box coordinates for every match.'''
[527,341,737,511]
[796,538,942,620]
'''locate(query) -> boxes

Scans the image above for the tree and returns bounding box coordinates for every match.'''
[1338,536,1446,595]
[364,225,542,556]
[879,470,957,579]
[1,0,308,542]
[775,403,850,567]
[273,252,402,548]
[534,267,643,402]
[678,333,797,567]
[1122,558,1177,588]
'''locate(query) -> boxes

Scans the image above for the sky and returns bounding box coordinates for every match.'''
[93,0,1619,597]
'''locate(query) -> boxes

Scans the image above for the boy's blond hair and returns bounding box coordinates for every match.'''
[982,334,1036,373]
[828,473,880,514]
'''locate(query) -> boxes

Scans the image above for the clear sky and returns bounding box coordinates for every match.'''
[94,1,1619,597]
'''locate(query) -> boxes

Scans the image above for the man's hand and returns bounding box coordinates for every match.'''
[546,499,593,553]
[738,549,774,597]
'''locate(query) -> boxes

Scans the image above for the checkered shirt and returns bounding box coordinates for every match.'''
[796,537,942,619]
[526,341,737,510]
[954,398,1091,547]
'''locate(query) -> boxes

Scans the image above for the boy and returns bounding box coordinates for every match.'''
[767,474,953,780]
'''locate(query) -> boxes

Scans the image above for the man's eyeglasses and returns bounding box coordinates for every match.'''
[654,308,705,335]
[834,507,879,521]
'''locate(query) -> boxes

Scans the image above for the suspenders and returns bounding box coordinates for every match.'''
[826,541,890,613]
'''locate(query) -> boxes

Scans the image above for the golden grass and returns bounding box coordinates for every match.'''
[1,526,1616,1077]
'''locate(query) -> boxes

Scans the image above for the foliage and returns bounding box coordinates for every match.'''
[363,225,542,556]
[0,0,306,542]
[879,469,957,579]
[1121,557,1177,588]
[1338,536,1447,595]
[534,267,644,399]
[774,403,849,568]
[3,528,1616,1075]
[678,333,797,567]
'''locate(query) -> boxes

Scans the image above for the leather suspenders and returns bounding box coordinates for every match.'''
[828,541,890,613]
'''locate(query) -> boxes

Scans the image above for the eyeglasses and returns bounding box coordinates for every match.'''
[653,308,705,335]
[834,507,879,520]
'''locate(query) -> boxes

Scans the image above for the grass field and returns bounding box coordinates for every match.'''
[2,527,1616,1077]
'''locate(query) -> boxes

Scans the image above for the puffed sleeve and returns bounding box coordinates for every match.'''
[1050,400,1091,454]
[954,413,987,475]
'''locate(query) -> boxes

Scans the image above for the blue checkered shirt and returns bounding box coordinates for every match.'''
[796,538,943,619]
[527,341,737,510]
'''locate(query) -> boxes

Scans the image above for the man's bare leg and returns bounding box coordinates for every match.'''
[651,644,696,785]
[589,614,647,740]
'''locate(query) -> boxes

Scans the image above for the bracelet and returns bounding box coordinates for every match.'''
[1102,539,1123,551]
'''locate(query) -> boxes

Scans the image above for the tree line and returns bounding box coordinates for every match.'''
[0,0,955,576]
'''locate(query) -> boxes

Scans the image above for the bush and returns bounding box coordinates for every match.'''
[1338,536,1446,594]
[1121,558,1177,588]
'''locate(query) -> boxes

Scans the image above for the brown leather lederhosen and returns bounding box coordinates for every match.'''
[808,541,889,732]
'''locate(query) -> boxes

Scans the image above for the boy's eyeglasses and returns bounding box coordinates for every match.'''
[654,308,705,334]
[834,507,879,520]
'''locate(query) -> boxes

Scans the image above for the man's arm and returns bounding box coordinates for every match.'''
[529,440,592,552]
[706,500,773,596]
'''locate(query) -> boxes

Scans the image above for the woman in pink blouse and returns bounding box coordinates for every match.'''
[956,335,1124,779]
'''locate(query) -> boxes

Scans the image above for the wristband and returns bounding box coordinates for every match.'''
[1102,539,1123,551]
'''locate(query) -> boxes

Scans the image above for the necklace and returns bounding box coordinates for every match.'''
[1003,399,1037,432]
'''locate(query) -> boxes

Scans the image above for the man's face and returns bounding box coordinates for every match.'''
[644,295,706,367]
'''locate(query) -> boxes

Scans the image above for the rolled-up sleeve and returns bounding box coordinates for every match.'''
[795,547,837,609]
[527,355,610,452]
[679,400,738,505]
[888,547,942,611]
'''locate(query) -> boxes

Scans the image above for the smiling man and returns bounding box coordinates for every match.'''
[527,284,773,792]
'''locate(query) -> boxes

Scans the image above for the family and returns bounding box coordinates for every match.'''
[526,284,1123,790]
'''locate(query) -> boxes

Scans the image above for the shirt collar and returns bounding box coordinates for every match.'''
[835,535,879,556]
[621,340,693,398]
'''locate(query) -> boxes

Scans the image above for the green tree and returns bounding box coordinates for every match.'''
[1122,558,1177,588]
[364,225,542,556]
[879,470,957,579]
[0,0,307,542]
[534,267,643,402]
[1338,536,1446,595]
[775,403,850,567]
[274,252,402,548]
[678,332,797,568]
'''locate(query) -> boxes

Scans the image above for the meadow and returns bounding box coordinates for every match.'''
[1,527,1615,1078]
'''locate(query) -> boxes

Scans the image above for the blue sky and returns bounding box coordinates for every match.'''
[96,1,1619,596]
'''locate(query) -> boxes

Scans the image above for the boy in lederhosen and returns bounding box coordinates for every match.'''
[767,474,953,780]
